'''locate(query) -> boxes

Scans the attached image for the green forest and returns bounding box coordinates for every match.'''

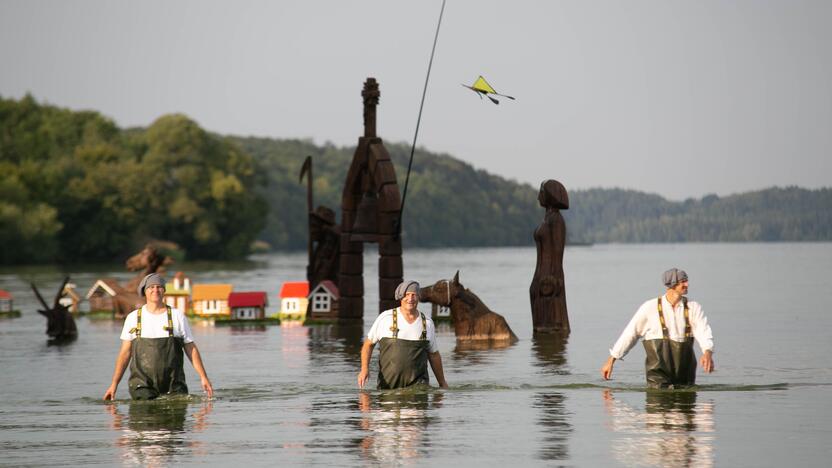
[2,95,831,265]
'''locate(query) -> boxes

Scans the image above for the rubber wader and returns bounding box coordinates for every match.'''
[128,306,188,400]
[643,297,697,389]
[377,308,430,389]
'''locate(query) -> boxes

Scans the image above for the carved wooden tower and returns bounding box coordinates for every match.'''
[338,78,404,318]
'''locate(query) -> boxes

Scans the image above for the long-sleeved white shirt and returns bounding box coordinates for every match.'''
[609,295,714,360]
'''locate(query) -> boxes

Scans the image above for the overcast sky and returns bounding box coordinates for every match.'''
[2,1,830,200]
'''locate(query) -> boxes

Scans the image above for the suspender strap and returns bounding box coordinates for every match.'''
[656,297,669,339]
[657,296,692,340]
[166,306,174,337]
[421,313,427,341]
[390,308,399,339]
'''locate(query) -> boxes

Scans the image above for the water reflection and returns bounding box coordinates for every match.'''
[602,389,715,468]
[106,399,213,465]
[532,334,569,375]
[354,390,443,464]
[306,323,365,362]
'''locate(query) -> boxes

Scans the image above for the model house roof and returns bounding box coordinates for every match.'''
[309,280,339,299]
[228,291,268,308]
[85,279,125,299]
[0,289,12,299]
[280,281,309,299]
[192,284,233,301]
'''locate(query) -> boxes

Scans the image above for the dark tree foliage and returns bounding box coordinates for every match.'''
[2,94,830,266]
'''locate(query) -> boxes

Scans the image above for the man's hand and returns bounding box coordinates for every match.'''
[201,377,214,398]
[357,369,370,389]
[700,350,715,373]
[601,356,616,380]
[103,384,117,401]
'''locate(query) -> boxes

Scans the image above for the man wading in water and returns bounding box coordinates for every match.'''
[601,268,715,389]
[103,273,213,400]
[358,280,449,389]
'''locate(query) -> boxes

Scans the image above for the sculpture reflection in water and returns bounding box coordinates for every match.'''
[532,334,573,461]
[307,322,366,366]
[106,399,213,465]
[355,390,443,464]
[602,389,715,468]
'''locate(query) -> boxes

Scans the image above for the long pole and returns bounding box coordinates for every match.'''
[398,0,447,238]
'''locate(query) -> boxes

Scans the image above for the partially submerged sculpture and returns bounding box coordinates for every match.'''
[420,271,518,343]
[530,179,570,334]
[338,78,404,317]
[31,276,77,343]
[87,244,173,318]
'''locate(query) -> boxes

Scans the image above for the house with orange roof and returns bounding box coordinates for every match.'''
[228,291,268,320]
[192,284,233,317]
[279,281,309,320]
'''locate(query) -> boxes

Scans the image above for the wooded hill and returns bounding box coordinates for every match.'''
[2,95,830,265]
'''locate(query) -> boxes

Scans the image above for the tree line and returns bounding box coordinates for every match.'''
[2,95,830,265]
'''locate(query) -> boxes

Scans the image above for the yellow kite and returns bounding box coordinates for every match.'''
[462,76,515,105]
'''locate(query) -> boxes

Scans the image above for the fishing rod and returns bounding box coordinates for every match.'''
[397,0,446,239]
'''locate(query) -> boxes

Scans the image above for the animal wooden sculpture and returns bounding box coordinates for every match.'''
[420,271,518,343]
[31,276,78,343]
[530,179,570,334]
[110,244,173,318]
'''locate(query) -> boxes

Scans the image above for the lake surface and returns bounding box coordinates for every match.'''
[1,243,831,467]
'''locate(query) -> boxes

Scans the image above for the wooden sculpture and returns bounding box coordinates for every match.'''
[111,244,173,318]
[31,276,78,343]
[420,271,518,343]
[530,179,570,334]
[308,206,341,289]
[338,78,404,318]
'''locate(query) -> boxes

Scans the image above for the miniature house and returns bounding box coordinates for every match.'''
[228,291,268,320]
[308,280,339,320]
[279,281,309,320]
[0,289,14,313]
[59,283,82,314]
[85,279,127,314]
[192,284,233,317]
[164,271,192,314]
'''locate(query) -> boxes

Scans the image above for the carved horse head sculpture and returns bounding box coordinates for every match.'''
[420,271,518,344]
[31,276,78,343]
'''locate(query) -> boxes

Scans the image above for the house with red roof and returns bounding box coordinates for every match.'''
[308,280,339,320]
[279,281,309,320]
[228,291,268,320]
[0,289,16,314]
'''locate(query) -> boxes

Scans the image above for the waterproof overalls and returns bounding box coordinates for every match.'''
[643,297,697,389]
[128,306,189,400]
[377,309,430,390]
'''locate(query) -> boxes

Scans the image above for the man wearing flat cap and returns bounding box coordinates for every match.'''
[358,280,449,389]
[104,273,214,400]
[601,268,715,388]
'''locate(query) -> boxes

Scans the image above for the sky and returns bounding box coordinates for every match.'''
[1,0,830,200]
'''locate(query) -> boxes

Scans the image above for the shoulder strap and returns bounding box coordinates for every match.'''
[389,308,399,339]
[166,306,174,337]
[682,297,691,338]
[656,297,669,339]
[420,312,427,341]
[133,306,143,337]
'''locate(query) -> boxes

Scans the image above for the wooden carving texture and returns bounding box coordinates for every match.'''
[530,179,570,334]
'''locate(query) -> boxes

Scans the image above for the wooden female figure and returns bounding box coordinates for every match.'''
[530,179,570,334]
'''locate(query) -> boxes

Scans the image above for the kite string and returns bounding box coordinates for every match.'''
[398,0,446,236]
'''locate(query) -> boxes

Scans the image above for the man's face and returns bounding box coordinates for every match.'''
[145,284,165,302]
[672,280,689,296]
[400,291,419,311]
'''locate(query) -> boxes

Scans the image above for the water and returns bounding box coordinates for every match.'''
[1,243,831,466]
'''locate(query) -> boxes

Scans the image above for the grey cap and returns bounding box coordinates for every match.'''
[394,280,420,300]
[662,268,688,288]
[138,273,166,297]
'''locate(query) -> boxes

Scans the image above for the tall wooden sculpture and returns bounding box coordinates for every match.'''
[338,78,404,318]
[530,179,570,334]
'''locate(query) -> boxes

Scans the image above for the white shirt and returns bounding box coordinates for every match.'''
[120,305,195,343]
[366,308,439,353]
[609,295,714,359]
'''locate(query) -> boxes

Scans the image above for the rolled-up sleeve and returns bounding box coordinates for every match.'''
[689,302,714,352]
[609,305,648,359]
